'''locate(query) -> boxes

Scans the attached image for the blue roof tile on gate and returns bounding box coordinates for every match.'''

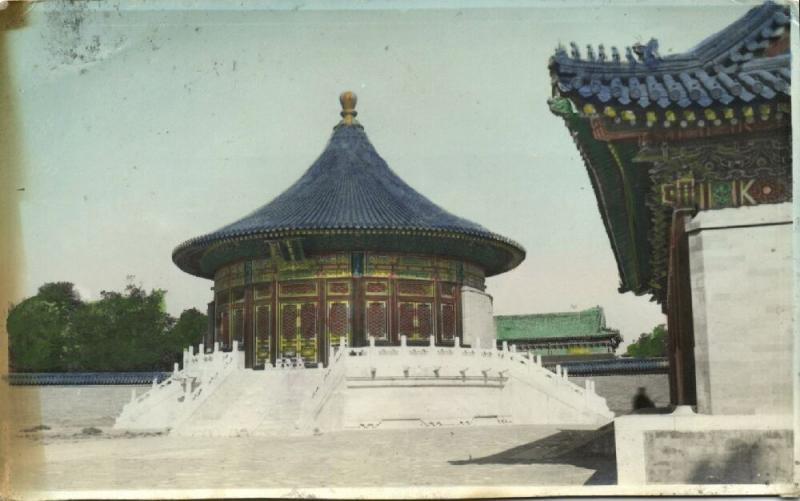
[549,1,791,109]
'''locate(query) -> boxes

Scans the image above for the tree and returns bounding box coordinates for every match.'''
[6,282,83,372]
[7,298,70,372]
[36,282,82,311]
[68,284,175,371]
[7,281,208,372]
[626,324,667,358]
[169,308,207,351]
[162,308,208,367]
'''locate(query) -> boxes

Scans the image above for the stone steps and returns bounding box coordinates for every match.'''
[173,370,324,437]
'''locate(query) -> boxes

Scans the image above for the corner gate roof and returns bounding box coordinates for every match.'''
[549,1,790,109]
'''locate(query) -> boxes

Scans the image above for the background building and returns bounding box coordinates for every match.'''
[495,306,622,362]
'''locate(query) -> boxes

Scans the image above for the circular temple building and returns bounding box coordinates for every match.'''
[173,92,525,368]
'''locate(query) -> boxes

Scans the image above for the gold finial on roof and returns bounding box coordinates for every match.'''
[339,91,358,126]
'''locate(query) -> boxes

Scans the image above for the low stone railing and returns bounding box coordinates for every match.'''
[337,335,606,414]
[115,341,242,430]
[115,335,612,432]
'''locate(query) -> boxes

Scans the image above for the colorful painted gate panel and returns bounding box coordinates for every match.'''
[231,307,244,349]
[278,302,319,364]
[254,304,271,367]
[218,310,230,349]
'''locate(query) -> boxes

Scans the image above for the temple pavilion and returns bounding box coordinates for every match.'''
[173,92,525,369]
[494,306,622,362]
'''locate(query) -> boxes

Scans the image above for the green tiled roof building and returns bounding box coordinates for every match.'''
[495,307,622,362]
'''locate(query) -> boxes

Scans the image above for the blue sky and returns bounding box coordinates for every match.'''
[10,0,757,345]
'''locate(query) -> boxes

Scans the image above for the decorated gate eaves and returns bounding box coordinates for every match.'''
[547,1,792,303]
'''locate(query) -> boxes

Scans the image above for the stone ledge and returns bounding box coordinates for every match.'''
[686,203,791,233]
[615,413,793,485]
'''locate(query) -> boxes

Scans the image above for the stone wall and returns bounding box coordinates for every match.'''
[615,413,793,485]
[573,374,669,416]
[687,203,793,415]
[644,429,792,484]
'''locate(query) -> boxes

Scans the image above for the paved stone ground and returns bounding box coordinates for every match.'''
[7,374,667,494]
[13,425,612,493]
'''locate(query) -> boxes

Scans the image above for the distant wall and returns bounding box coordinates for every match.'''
[573,374,669,416]
[461,286,495,348]
[687,203,793,415]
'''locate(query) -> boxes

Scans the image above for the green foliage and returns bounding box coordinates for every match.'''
[626,324,667,358]
[7,281,207,372]
[7,297,72,372]
[169,308,207,353]
[36,282,82,311]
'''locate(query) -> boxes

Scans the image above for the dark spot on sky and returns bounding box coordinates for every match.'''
[385,45,389,51]
[195,26,201,32]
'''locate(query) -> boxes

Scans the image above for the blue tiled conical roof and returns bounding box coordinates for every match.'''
[173,104,525,278]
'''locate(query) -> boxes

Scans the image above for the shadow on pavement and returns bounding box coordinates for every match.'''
[448,423,617,485]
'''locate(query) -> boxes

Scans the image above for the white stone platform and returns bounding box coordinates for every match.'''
[114,336,614,436]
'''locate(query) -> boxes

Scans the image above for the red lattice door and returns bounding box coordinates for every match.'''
[397,302,434,342]
[365,300,388,341]
[439,303,456,342]
[327,301,351,348]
